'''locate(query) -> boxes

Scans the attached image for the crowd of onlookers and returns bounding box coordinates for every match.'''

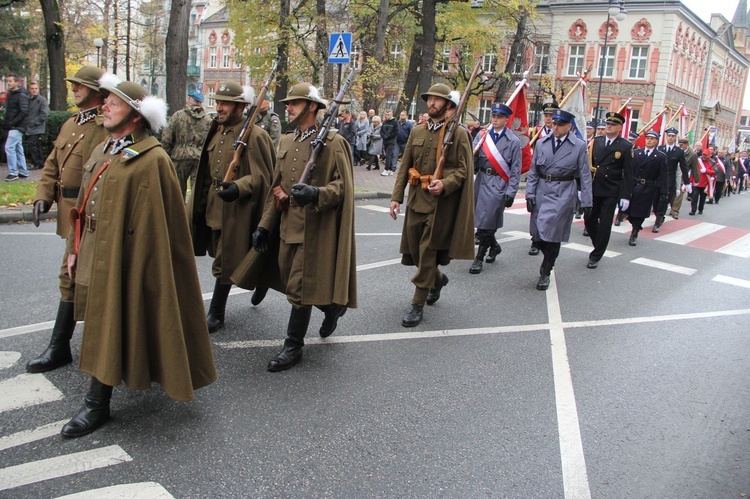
[336,108,419,176]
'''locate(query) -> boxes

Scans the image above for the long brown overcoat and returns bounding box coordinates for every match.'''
[234,130,357,308]
[68,131,216,402]
[391,122,475,264]
[189,121,276,285]
[35,112,108,237]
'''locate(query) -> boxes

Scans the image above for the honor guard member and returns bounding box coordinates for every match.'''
[526,110,592,289]
[470,102,521,274]
[256,94,282,150]
[673,138,697,218]
[584,111,633,269]
[251,82,357,372]
[62,79,216,437]
[160,89,212,199]
[190,82,277,333]
[585,121,595,143]
[529,102,559,256]
[596,121,606,137]
[26,67,109,374]
[389,83,474,327]
[626,130,668,246]
[655,127,689,231]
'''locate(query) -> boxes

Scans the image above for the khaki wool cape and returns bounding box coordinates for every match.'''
[233,130,357,308]
[392,122,475,265]
[69,132,217,402]
[189,121,277,286]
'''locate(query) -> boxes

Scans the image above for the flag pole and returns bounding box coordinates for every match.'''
[661,104,683,130]
[616,97,632,114]
[635,106,670,136]
[473,69,529,155]
[529,68,590,148]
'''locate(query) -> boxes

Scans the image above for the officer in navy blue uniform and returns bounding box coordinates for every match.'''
[626,130,668,246]
[583,111,633,268]
[471,102,521,274]
[655,127,689,232]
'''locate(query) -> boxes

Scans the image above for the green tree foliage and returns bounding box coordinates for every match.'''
[0,5,42,76]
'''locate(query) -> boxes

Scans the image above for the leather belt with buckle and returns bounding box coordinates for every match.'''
[484,168,499,176]
[543,174,575,182]
[634,177,655,185]
[60,186,80,198]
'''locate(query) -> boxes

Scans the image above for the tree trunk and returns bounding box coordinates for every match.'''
[361,0,390,112]
[495,13,528,102]
[315,0,333,96]
[166,0,190,116]
[38,0,67,110]
[125,0,132,80]
[416,0,438,116]
[398,31,423,116]
[274,0,290,117]
[102,0,111,70]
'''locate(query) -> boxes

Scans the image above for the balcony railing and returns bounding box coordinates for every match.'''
[187,64,200,76]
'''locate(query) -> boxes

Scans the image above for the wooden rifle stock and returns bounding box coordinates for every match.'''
[220,57,280,187]
[273,66,357,211]
[423,57,483,191]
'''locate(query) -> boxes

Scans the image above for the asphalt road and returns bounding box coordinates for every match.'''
[1,192,749,498]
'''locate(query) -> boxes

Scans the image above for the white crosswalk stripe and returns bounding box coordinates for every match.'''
[0,445,132,492]
[630,257,697,275]
[56,482,174,498]
[0,373,64,413]
[712,275,750,289]
[0,419,67,452]
[653,222,724,245]
[716,233,750,257]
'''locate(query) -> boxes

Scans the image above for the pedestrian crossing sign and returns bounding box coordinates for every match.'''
[329,33,352,64]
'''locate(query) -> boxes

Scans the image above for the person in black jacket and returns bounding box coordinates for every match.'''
[655,127,689,231]
[380,109,399,175]
[583,112,633,268]
[336,109,357,163]
[627,131,668,246]
[3,75,30,181]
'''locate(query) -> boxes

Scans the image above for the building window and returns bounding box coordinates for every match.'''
[235,59,243,69]
[629,46,648,79]
[207,86,215,107]
[352,42,361,70]
[567,45,585,76]
[385,94,397,110]
[390,43,403,60]
[222,46,230,68]
[189,48,197,66]
[482,51,496,73]
[209,47,217,68]
[597,45,616,78]
[534,44,550,75]
[438,45,451,72]
[629,108,640,134]
[741,116,747,126]
[479,98,493,123]
[592,105,608,123]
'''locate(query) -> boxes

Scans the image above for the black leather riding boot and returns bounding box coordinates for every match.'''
[26,300,76,373]
[207,278,232,333]
[268,306,312,372]
[469,246,488,274]
[251,286,269,306]
[485,240,502,263]
[629,228,639,246]
[318,304,347,338]
[61,377,113,438]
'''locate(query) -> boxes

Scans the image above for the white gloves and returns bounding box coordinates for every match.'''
[683,183,692,194]
[700,166,706,173]
[578,191,582,201]
[619,198,630,211]
[676,189,681,197]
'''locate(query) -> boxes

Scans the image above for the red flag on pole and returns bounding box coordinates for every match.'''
[619,107,632,139]
[508,82,532,174]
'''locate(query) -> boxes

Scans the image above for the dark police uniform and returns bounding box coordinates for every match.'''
[627,145,668,245]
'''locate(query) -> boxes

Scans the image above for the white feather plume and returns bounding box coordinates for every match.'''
[98,72,122,90]
[307,85,321,101]
[138,95,168,133]
[449,90,461,107]
[242,85,256,104]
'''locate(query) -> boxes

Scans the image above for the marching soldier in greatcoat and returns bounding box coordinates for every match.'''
[256,94,282,150]
[655,127,689,231]
[390,83,474,327]
[160,89,212,199]
[189,82,277,333]
[583,111,633,269]
[250,82,357,372]
[626,130,668,246]
[528,102,559,256]
[526,110,592,290]
[26,66,109,374]
[62,79,216,437]
[470,102,521,274]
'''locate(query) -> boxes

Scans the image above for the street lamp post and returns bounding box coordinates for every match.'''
[593,0,627,123]
[93,38,104,68]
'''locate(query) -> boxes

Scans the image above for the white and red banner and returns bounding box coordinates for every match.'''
[619,107,632,139]
[561,76,588,141]
[480,130,511,182]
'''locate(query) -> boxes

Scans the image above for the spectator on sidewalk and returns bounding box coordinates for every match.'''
[3,74,30,181]
[396,110,413,158]
[355,111,369,166]
[366,115,382,171]
[380,109,399,176]
[337,108,357,163]
[25,82,49,170]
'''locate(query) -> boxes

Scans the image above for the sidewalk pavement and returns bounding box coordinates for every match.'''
[0,162,396,224]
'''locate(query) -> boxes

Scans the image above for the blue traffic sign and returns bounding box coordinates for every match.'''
[328,33,352,64]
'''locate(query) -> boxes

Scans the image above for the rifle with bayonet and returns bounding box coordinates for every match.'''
[219,56,280,189]
[273,66,357,211]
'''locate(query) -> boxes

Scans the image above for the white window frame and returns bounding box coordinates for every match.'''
[438,45,451,72]
[390,43,403,60]
[482,52,496,73]
[207,86,216,107]
[628,46,648,79]
[209,47,217,69]
[629,108,640,134]
[534,44,550,75]
[567,45,585,76]
[479,98,493,123]
[597,45,616,79]
[222,46,230,69]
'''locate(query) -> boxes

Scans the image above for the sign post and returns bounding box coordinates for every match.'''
[328,32,352,92]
